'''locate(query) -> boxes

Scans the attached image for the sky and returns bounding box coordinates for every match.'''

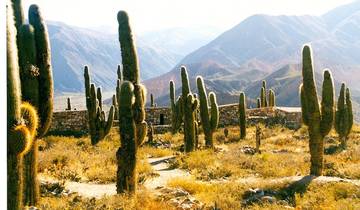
[21,0,355,34]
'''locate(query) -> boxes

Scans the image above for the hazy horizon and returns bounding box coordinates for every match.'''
[23,0,355,34]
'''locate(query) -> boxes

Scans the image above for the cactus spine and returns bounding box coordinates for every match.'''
[239,92,246,139]
[11,2,54,205]
[335,83,353,148]
[84,66,114,145]
[116,10,148,193]
[181,66,199,152]
[300,45,334,176]
[196,76,219,148]
[7,2,37,209]
[170,80,183,134]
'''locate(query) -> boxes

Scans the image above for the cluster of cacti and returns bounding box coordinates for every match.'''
[300,45,334,176]
[181,66,199,152]
[7,1,40,209]
[10,0,54,207]
[66,97,71,110]
[335,83,353,148]
[196,76,219,148]
[258,80,276,108]
[116,11,148,193]
[239,92,247,139]
[169,80,183,134]
[84,66,114,145]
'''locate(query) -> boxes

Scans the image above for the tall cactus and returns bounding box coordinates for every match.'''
[84,66,114,145]
[150,93,155,107]
[181,66,199,152]
[7,2,37,209]
[116,10,148,193]
[239,92,246,139]
[169,80,183,134]
[300,45,334,176]
[260,80,268,107]
[66,97,71,110]
[268,89,276,107]
[112,94,119,120]
[335,83,353,148]
[13,3,54,205]
[257,98,261,108]
[196,76,219,148]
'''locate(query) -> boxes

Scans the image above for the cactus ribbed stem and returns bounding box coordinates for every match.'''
[300,45,334,176]
[196,76,219,148]
[239,92,246,139]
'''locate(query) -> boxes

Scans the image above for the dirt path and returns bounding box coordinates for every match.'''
[39,156,359,198]
[39,156,190,198]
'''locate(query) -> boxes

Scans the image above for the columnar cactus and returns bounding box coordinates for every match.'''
[300,45,334,176]
[196,76,219,148]
[260,87,266,107]
[112,94,119,120]
[116,10,148,193]
[84,66,114,145]
[7,2,37,209]
[150,93,155,107]
[169,80,183,134]
[239,92,246,139]
[13,3,54,205]
[268,89,276,107]
[255,125,261,154]
[181,66,199,152]
[66,97,71,110]
[335,83,353,148]
[260,80,268,107]
[257,98,261,108]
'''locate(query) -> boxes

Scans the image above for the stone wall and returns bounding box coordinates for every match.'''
[48,105,302,136]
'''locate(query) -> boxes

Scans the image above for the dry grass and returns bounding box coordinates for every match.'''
[39,189,175,210]
[39,128,155,183]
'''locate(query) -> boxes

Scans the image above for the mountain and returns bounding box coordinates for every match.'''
[48,21,182,93]
[140,26,221,57]
[145,1,360,107]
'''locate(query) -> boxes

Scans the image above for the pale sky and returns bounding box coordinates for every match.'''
[23,0,354,34]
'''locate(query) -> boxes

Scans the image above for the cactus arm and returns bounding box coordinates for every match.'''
[345,88,353,136]
[97,87,102,109]
[28,4,53,137]
[335,83,346,138]
[104,106,114,135]
[209,92,219,131]
[20,102,39,137]
[257,98,261,108]
[196,76,211,136]
[320,70,334,137]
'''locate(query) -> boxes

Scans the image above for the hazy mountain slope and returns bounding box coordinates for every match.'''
[146,1,360,105]
[48,21,181,92]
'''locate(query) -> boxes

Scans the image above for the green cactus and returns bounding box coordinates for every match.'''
[84,66,114,145]
[117,10,148,193]
[239,92,246,139]
[112,94,119,120]
[260,87,266,108]
[169,80,183,134]
[257,98,261,108]
[268,89,275,107]
[196,76,219,148]
[7,2,37,209]
[181,66,199,152]
[261,80,268,107]
[150,93,155,107]
[300,45,334,176]
[335,83,353,148]
[66,97,71,110]
[13,3,54,205]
